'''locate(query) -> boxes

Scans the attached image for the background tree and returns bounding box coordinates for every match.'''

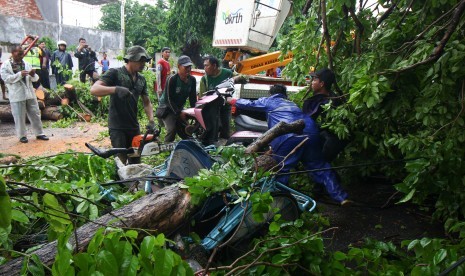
[281,0,465,231]
[98,0,169,56]
[165,0,221,68]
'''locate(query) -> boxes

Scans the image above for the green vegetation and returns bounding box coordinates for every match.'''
[1,0,464,274]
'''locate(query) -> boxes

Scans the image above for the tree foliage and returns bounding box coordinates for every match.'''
[165,0,222,67]
[281,0,465,228]
[99,0,169,54]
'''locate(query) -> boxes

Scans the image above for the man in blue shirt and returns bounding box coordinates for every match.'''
[228,84,350,205]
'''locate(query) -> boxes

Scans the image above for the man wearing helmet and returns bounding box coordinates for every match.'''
[50,40,73,85]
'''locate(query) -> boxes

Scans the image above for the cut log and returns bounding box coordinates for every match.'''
[41,106,63,121]
[0,105,14,122]
[0,185,195,275]
[63,84,77,103]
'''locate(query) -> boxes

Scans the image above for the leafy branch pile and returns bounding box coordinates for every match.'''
[281,0,465,232]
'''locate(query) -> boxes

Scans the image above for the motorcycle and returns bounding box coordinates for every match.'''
[176,78,268,146]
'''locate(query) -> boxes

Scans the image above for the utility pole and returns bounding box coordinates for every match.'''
[120,0,126,52]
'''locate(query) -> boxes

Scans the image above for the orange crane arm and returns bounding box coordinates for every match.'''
[235,51,293,75]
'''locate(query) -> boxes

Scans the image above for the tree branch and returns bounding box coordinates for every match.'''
[348,5,365,57]
[377,0,399,26]
[302,0,314,16]
[382,0,465,74]
[392,1,461,54]
[395,0,415,29]
[321,0,334,69]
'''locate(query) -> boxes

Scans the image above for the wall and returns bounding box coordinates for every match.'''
[0,0,44,20]
[0,14,121,57]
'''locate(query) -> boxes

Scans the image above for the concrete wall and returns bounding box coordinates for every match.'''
[0,14,121,55]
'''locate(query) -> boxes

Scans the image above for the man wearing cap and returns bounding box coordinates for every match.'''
[228,84,350,206]
[156,55,197,143]
[51,40,73,85]
[303,68,347,161]
[90,46,155,164]
[156,47,171,98]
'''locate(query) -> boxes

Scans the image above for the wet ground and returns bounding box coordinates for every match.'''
[316,178,444,251]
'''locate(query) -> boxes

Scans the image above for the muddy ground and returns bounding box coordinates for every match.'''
[0,116,444,252]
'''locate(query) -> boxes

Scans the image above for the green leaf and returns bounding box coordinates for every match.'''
[11,209,30,223]
[398,188,415,203]
[140,236,156,258]
[333,251,346,261]
[96,250,118,275]
[154,249,174,276]
[269,221,280,232]
[433,249,447,265]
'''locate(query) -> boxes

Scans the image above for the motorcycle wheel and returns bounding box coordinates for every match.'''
[176,118,206,140]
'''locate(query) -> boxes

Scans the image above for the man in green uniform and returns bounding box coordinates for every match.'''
[90,46,155,164]
[156,55,197,143]
[199,56,234,142]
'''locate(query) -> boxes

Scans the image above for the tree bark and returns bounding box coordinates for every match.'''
[245,120,305,154]
[0,185,194,275]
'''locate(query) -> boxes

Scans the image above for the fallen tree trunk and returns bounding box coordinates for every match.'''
[0,185,194,275]
[1,121,302,274]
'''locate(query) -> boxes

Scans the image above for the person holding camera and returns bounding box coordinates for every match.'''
[74,38,99,83]
[0,46,49,143]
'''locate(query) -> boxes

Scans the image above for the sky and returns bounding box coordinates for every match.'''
[62,0,157,29]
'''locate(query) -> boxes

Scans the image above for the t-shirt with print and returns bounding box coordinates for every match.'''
[100,67,147,130]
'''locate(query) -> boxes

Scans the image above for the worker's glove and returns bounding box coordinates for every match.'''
[115,86,133,99]
[146,120,156,133]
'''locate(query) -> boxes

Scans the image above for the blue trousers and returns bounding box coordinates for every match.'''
[272,134,348,203]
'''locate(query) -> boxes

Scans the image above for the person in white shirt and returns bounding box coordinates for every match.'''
[0,46,49,143]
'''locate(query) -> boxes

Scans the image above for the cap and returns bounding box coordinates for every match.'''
[124,46,151,62]
[310,68,335,87]
[57,40,67,47]
[178,55,193,67]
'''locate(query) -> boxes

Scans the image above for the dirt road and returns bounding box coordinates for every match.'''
[0,121,111,159]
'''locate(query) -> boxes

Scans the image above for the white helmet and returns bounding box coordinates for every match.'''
[57,40,67,47]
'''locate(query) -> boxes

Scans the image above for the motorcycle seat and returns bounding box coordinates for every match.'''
[234,115,268,132]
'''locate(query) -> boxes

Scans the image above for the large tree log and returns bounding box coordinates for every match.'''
[0,185,194,275]
[41,106,63,121]
[1,121,303,274]
[0,105,14,122]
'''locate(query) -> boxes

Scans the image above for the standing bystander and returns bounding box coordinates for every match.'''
[90,46,155,164]
[0,46,49,143]
[100,52,110,75]
[37,41,51,89]
[155,47,171,99]
[51,40,74,85]
[74,38,99,83]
